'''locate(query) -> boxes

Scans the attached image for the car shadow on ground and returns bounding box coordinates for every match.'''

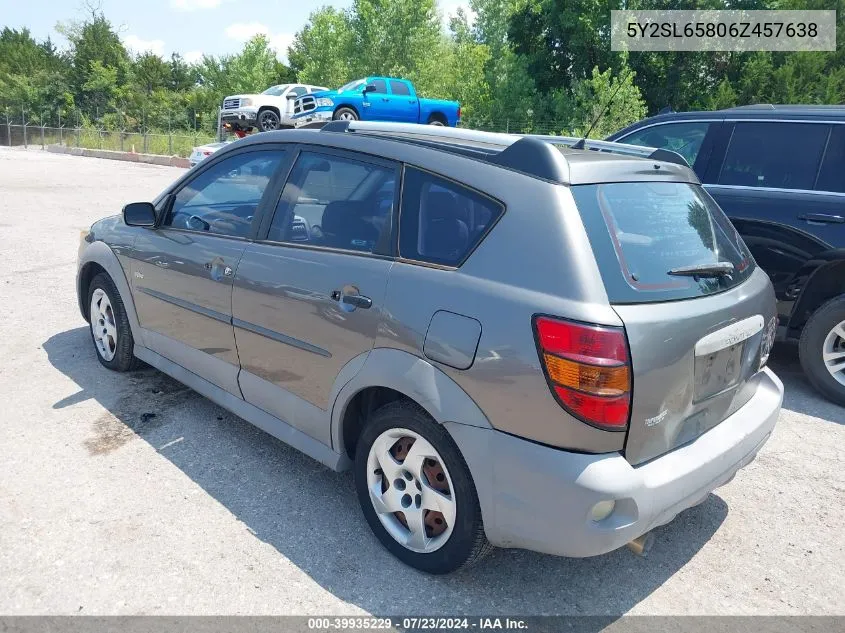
[767,344,845,425]
[46,326,731,618]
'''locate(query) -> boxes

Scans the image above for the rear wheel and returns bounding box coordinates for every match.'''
[258,109,281,131]
[428,116,446,126]
[333,107,358,122]
[354,401,491,574]
[87,272,139,372]
[799,295,845,406]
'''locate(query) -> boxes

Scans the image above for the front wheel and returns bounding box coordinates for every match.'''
[258,109,281,131]
[354,400,492,574]
[87,272,139,372]
[333,107,359,122]
[799,295,845,407]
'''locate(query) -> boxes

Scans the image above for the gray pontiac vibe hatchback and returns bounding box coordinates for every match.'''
[76,121,784,574]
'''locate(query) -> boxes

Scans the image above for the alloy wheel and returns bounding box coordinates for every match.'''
[823,320,845,386]
[366,427,456,553]
[90,288,117,361]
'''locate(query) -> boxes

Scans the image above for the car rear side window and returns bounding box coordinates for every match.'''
[718,122,829,190]
[267,151,396,254]
[370,79,387,93]
[399,167,503,267]
[164,150,285,238]
[572,182,755,304]
[618,121,710,167]
[390,81,411,96]
[815,125,845,193]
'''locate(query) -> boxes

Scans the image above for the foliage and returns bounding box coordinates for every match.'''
[2,0,844,142]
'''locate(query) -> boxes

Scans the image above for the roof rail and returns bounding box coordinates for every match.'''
[522,134,689,167]
[318,120,690,173]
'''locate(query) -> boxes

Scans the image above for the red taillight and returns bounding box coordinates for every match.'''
[203,150,213,156]
[457,106,462,121]
[534,316,631,431]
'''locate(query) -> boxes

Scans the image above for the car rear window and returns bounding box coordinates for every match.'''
[571,182,755,304]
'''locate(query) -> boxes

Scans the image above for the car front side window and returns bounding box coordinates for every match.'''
[163,150,286,238]
[619,121,711,167]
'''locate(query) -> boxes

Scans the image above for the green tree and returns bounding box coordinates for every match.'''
[565,62,646,139]
[288,7,354,89]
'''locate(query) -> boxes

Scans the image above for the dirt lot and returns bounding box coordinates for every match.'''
[0,146,842,616]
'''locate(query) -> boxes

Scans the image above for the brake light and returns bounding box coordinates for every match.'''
[533,316,631,430]
[457,106,462,121]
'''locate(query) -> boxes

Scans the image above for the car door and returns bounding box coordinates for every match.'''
[131,147,290,396]
[387,80,419,123]
[231,147,398,445]
[700,121,845,321]
[362,78,392,121]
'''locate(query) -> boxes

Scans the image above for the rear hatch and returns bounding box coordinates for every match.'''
[571,181,777,465]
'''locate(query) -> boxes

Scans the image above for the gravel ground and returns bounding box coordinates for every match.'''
[0,146,843,617]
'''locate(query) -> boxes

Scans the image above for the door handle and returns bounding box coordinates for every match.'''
[331,289,372,309]
[342,294,372,309]
[799,213,844,224]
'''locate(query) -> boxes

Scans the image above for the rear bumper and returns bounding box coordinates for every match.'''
[447,367,783,558]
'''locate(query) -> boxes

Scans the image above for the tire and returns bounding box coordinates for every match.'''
[428,117,446,126]
[798,294,845,407]
[87,272,140,372]
[354,400,492,574]
[257,109,281,132]
[333,107,359,122]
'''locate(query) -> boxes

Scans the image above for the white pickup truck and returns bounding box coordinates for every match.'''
[221,83,329,132]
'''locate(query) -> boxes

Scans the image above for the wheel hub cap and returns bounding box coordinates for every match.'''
[823,320,845,386]
[366,428,456,553]
[90,289,117,361]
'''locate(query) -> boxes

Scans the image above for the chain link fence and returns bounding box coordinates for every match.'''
[0,105,223,158]
[1,105,571,157]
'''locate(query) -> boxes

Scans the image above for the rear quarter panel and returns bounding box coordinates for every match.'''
[418,98,460,126]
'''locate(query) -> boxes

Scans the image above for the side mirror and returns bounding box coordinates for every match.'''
[286,93,298,100]
[363,84,376,94]
[123,202,157,227]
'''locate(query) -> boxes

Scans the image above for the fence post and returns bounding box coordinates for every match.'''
[75,111,80,148]
[40,111,45,148]
[217,107,222,142]
[22,107,27,148]
[168,113,173,155]
[5,112,10,147]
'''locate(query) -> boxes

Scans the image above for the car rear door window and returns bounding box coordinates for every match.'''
[815,125,845,193]
[267,151,396,253]
[572,182,755,303]
[618,121,711,167]
[390,81,411,96]
[718,122,829,190]
[399,167,504,267]
[163,150,285,238]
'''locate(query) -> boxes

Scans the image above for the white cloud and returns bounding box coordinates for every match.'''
[123,34,166,57]
[170,0,222,10]
[184,50,204,64]
[225,22,294,63]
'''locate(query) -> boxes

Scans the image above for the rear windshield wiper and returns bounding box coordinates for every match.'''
[667,262,735,278]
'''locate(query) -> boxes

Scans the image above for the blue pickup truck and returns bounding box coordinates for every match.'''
[291,77,460,127]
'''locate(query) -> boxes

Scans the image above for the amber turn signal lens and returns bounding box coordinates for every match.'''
[543,353,629,396]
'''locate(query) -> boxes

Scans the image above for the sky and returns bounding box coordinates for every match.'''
[0,0,472,64]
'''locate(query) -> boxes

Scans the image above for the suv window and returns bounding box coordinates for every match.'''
[390,80,411,96]
[619,122,710,167]
[718,122,829,190]
[369,79,387,94]
[163,150,284,238]
[816,125,845,193]
[268,151,396,253]
[399,168,504,266]
[572,182,755,304]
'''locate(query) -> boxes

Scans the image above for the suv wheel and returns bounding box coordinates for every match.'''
[258,109,281,131]
[87,272,139,372]
[354,401,492,574]
[799,295,845,406]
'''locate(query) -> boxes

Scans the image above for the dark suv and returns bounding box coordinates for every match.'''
[610,105,845,406]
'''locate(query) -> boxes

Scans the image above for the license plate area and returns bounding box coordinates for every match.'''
[694,342,744,402]
[693,315,764,403]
